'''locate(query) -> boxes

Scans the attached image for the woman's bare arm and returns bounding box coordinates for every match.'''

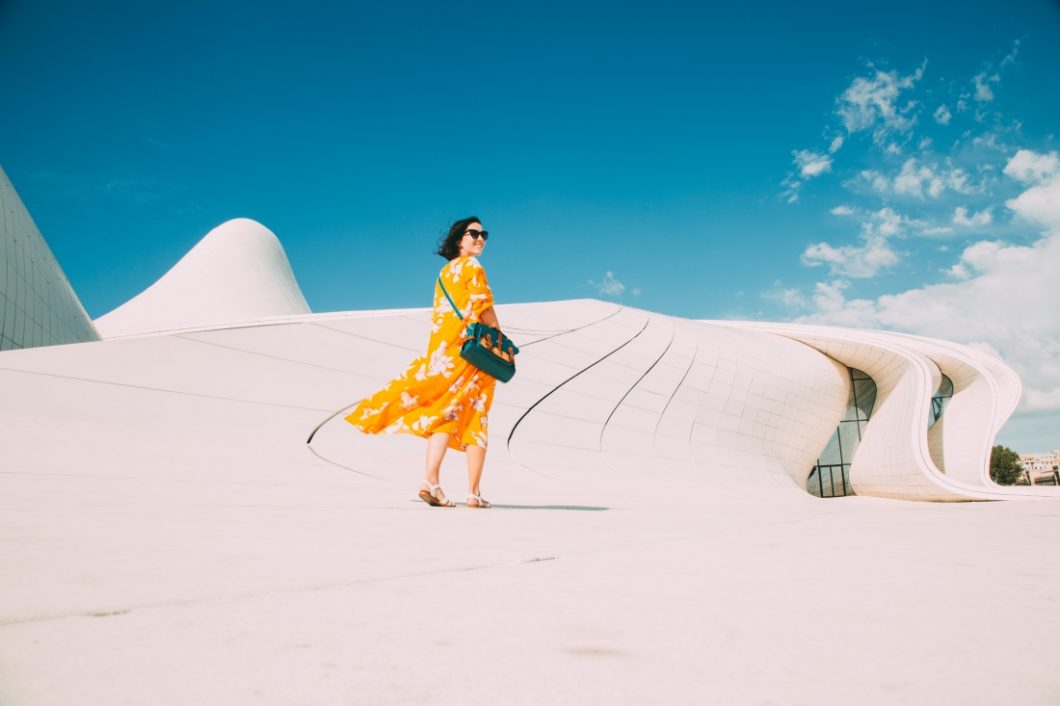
[480,306,500,330]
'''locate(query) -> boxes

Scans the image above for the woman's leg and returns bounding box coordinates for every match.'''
[425,432,450,487]
[466,445,487,499]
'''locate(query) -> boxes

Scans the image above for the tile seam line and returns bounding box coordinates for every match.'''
[304,321,422,353]
[0,365,332,412]
[172,333,375,378]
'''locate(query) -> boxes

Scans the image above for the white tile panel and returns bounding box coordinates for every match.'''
[0,164,99,350]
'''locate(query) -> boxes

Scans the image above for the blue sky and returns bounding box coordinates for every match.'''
[2,0,1060,449]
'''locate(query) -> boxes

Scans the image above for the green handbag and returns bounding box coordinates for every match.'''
[438,276,519,383]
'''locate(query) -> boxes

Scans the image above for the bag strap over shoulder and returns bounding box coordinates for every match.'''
[437,277,464,322]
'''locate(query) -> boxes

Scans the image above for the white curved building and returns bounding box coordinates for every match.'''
[717,321,1042,501]
[3,172,1060,705]
[0,175,1038,503]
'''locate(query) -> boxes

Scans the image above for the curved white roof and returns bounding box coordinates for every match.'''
[93,218,310,338]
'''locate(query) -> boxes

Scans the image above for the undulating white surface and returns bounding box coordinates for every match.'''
[93,218,310,338]
[3,300,1060,706]
[718,320,1055,502]
[0,164,99,350]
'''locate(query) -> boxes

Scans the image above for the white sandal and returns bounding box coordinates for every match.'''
[418,482,455,507]
[466,493,491,509]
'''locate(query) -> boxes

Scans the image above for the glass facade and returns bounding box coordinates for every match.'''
[928,374,953,428]
[807,367,877,498]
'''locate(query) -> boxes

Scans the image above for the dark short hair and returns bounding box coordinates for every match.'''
[436,216,481,260]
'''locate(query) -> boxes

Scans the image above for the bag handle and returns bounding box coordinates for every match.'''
[438,276,513,352]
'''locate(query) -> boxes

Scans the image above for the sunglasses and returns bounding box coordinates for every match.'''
[465,228,490,241]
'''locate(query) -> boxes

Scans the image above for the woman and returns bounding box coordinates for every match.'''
[345,216,505,508]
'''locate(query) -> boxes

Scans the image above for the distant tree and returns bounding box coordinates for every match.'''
[990,445,1024,485]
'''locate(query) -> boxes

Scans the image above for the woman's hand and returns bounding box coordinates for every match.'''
[480,306,517,355]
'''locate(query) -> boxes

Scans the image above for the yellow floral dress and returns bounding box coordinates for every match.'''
[345,256,496,451]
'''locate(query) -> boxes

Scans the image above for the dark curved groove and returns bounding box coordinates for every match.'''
[516,308,623,347]
[305,443,386,479]
[506,312,651,450]
[652,334,699,442]
[598,319,676,451]
[306,306,624,446]
[307,406,350,444]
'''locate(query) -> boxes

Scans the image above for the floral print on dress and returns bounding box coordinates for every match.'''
[345,256,497,452]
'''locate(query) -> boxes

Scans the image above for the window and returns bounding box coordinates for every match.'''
[807,367,877,498]
[928,374,954,428]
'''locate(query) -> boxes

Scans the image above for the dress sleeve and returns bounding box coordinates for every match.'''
[465,257,495,323]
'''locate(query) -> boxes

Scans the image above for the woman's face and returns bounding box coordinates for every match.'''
[458,222,487,258]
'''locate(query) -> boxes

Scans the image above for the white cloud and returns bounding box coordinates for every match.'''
[1003,149,1060,184]
[801,208,904,278]
[973,72,998,102]
[1002,150,1060,229]
[763,281,807,309]
[812,279,849,313]
[858,161,969,199]
[953,206,993,227]
[590,271,625,297]
[1001,39,1021,68]
[828,135,845,154]
[858,169,891,194]
[836,64,925,136]
[888,157,973,199]
[830,205,856,216]
[873,206,904,236]
[921,225,955,236]
[933,104,952,125]
[945,262,970,279]
[1007,177,1060,229]
[793,150,832,178]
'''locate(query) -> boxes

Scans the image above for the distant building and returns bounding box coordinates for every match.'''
[1018,451,1060,485]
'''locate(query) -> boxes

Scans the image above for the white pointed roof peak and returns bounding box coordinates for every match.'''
[94,218,311,338]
